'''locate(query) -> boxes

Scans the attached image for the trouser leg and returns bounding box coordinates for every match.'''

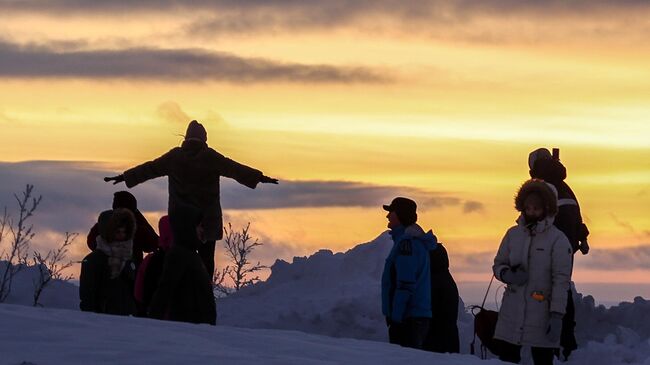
[561,289,578,360]
[402,317,430,350]
[198,240,216,277]
[531,347,556,365]
[497,340,522,364]
[388,322,403,345]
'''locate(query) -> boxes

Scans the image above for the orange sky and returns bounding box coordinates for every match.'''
[0,1,648,291]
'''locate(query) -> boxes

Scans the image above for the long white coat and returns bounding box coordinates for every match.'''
[493,215,573,348]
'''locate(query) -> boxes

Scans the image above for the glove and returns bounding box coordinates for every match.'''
[500,266,528,286]
[546,312,563,343]
[579,240,590,255]
[104,175,125,185]
[385,316,392,327]
[260,175,279,184]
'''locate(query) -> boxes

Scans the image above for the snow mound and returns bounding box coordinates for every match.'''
[218,232,474,345]
[0,261,78,309]
[0,303,501,365]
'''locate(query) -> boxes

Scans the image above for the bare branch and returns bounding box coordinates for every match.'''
[0,184,42,302]
[220,222,268,292]
[32,232,77,306]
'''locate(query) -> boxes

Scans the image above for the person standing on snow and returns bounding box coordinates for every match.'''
[528,148,590,360]
[423,238,460,354]
[104,120,279,277]
[492,180,573,365]
[381,197,437,350]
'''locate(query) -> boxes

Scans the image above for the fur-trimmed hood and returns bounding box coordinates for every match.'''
[515,179,558,217]
[98,208,137,243]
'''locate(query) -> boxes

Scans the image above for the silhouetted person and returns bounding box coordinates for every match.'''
[493,180,573,365]
[424,241,460,354]
[381,197,436,350]
[104,120,278,277]
[80,209,138,316]
[87,191,158,266]
[134,215,173,317]
[148,203,216,325]
[529,148,590,360]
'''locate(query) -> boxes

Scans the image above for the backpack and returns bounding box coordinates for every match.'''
[470,276,502,358]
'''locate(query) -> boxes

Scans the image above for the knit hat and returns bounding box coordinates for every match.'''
[383,197,418,227]
[528,148,552,170]
[113,191,137,212]
[185,120,207,142]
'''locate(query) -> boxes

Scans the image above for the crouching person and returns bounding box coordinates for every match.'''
[381,197,436,350]
[493,180,573,365]
[80,209,138,316]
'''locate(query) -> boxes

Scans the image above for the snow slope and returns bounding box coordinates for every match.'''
[2,232,650,364]
[0,262,78,309]
[219,231,473,345]
[0,303,501,365]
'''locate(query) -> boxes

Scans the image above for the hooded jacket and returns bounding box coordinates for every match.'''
[382,224,437,323]
[122,140,263,242]
[80,209,137,316]
[492,180,573,348]
[86,191,158,264]
[530,158,589,254]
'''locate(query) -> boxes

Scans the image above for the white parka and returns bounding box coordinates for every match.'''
[493,182,573,348]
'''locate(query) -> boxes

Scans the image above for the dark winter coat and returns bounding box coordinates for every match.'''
[123,140,264,242]
[148,207,216,325]
[86,200,158,265]
[530,158,589,253]
[134,216,172,317]
[424,243,460,353]
[79,250,137,315]
[80,209,138,316]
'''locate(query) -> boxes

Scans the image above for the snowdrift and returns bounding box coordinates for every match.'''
[0,261,78,309]
[2,231,650,364]
[0,303,500,365]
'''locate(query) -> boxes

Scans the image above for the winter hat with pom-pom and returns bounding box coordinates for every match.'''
[185,120,207,142]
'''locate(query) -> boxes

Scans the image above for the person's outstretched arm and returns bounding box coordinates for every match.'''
[219,154,278,188]
[105,150,175,188]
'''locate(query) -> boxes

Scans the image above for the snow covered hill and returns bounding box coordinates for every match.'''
[0,303,500,365]
[2,232,650,364]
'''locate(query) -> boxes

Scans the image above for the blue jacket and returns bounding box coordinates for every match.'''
[381,224,438,323]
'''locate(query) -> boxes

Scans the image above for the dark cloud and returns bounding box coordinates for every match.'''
[0,161,469,237]
[447,244,650,274]
[221,180,461,210]
[576,245,650,271]
[463,200,485,214]
[0,40,389,83]
[1,1,646,16]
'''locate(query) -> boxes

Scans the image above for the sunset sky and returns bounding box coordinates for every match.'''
[0,1,648,302]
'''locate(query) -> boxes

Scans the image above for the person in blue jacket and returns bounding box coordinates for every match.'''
[381,197,437,349]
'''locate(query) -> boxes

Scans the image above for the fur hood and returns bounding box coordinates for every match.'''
[98,208,137,243]
[515,179,558,217]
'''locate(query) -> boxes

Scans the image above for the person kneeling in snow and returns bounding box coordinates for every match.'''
[492,180,573,365]
[381,197,437,349]
[80,209,138,316]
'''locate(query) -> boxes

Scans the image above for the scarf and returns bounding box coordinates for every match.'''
[96,236,133,279]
